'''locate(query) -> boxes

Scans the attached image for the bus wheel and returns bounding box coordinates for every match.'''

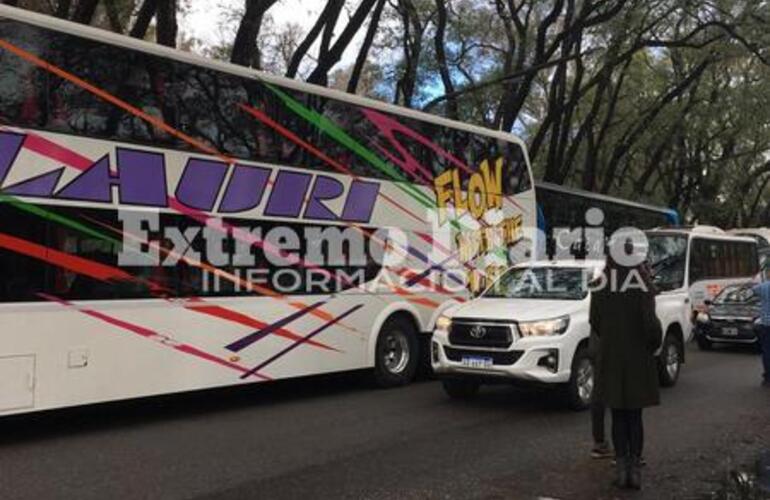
[373,315,419,387]
[658,334,682,387]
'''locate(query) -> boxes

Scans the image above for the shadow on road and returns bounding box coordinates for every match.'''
[0,369,426,444]
[700,343,762,356]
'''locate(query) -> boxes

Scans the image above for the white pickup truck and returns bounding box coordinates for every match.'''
[431,260,689,410]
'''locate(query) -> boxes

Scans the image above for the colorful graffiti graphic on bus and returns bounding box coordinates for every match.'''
[433,159,504,223]
[0,16,534,401]
[0,132,380,223]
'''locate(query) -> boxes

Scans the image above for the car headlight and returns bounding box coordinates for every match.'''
[696,312,710,324]
[436,315,452,331]
[755,317,762,326]
[518,316,570,337]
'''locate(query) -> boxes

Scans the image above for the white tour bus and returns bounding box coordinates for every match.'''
[646,226,760,341]
[729,228,770,271]
[0,6,536,416]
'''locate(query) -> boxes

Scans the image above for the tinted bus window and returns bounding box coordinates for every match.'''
[0,201,383,302]
[0,18,531,196]
[689,238,758,283]
[0,203,49,302]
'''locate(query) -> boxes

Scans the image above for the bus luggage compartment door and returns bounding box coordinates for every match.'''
[0,355,35,412]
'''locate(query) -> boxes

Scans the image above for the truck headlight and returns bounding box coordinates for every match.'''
[696,312,710,324]
[518,316,570,337]
[436,315,452,331]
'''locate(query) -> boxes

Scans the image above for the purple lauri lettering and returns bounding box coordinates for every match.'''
[175,158,229,212]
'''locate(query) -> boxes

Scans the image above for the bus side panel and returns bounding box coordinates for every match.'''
[1,295,380,415]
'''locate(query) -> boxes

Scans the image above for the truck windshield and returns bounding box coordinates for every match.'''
[713,285,757,305]
[484,267,590,300]
[646,234,687,291]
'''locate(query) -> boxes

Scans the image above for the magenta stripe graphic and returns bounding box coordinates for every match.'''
[240,304,364,379]
[404,250,467,288]
[39,293,270,380]
[225,300,328,353]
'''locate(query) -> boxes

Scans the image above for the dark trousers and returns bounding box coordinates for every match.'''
[591,399,606,444]
[611,408,644,459]
[760,325,770,382]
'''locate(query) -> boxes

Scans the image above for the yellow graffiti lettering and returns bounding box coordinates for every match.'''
[451,169,467,212]
[432,156,507,224]
[434,170,453,212]
[467,173,486,219]
[480,158,503,210]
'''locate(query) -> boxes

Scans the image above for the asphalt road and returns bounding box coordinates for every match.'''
[1,344,769,500]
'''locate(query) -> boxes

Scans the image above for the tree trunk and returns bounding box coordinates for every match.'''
[347,0,386,94]
[392,0,425,107]
[156,0,178,48]
[104,0,126,33]
[130,0,158,39]
[434,0,458,119]
[230,0,279,68]
[306,0,379,86]
[72,0,100,24]
[286,0,344,78]
[600,58,710,194]
[54,0,72,17]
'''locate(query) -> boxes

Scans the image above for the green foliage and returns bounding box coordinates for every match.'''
[6,0,769,225]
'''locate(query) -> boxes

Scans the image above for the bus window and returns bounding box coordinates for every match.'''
[647,234,687,291]
[0,204,48,302]
[689,238,758,283]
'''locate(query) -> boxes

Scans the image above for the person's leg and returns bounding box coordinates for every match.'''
[628,409,643,458]
[592,399,606,444]
[591,399,612,458]
[760,326,770,384]
[611,409,630,458]
[611,409,631,488]
[627,409,644,490]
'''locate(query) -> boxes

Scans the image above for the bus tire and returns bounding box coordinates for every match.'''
[658,333,682,387]
[373,315,419,388]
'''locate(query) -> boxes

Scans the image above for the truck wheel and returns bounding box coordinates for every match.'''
[565,347,594,411]
[696,335,713,351]
[658,334,682,387]
[373,315,419,387]
[442,379,480,399]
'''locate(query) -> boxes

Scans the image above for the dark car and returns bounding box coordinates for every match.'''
[695,283,761,350]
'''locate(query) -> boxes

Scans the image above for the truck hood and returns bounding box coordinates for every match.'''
[448,298,586,322]
[708,303,760,319]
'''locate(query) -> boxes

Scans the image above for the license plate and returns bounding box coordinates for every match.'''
[722,327,739,337]
[461,356,493,369]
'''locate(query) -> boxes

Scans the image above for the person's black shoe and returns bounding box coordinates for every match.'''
[591,442,613,459]
[628,457,642,490]
[612,456,645,466]
[613,457,630,489]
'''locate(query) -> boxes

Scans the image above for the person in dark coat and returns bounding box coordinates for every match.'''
[588,327,612,459]
[589,252,662,490]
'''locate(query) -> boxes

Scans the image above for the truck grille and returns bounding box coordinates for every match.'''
[443,346,523,366]
[448,319,514,348]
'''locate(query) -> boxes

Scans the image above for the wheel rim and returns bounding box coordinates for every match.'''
[382,330,410,374]
[575,359,594,405]
[666,342,680,379]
